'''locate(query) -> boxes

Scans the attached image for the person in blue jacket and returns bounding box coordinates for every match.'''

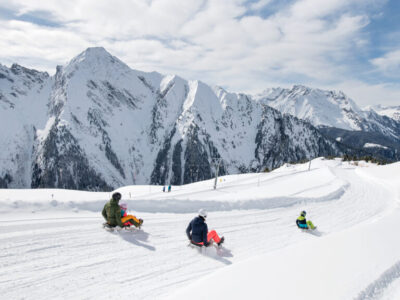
[186,209,224,246]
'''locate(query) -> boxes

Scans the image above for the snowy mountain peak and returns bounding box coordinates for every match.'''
[0,48,380,190]
[256,85,366,130]
[256,85,400,159]
[365,104,400,122]
[74,47,114,62]
[290,84,312,95]
[64,47,131,76]
[82,46,109,55]
[9,63,49,82]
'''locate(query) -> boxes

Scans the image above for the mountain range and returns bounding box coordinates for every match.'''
[256,85,400,161]
[365,104,400,122]
[0,47,398,190]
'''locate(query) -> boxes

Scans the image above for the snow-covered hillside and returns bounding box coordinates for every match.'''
[256,85,400,141]
[366,104,400,122]
[0,48,345,190]
[256,85,400,162]
[256,85,364,130]
[0,158,399,299]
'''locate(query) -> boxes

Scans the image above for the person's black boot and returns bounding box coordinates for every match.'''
[217,236,225,246]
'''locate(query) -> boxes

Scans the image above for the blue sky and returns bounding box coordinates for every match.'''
[0,0,399,106]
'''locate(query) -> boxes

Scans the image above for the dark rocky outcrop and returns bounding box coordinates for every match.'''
[31,119,112,191]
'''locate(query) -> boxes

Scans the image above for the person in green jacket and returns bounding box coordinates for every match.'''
[102,192,124,228]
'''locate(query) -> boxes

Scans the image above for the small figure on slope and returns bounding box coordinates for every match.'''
[119,201,143,228]
[186,209,224,247]
[296,210,316,230]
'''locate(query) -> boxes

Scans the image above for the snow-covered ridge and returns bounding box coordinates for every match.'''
[255,85,400,145]
[0,48,346,190]
[365,104,400,122]
[0,158,347,213]
[255,85,364,130]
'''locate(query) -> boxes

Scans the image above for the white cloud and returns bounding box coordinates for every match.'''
[0,0,397,106]
[249,0,273,11]
[371,50,400,77]
[334,80,400,107]
[0,19,90,71]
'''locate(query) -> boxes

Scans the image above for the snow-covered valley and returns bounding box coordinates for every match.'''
[0,158,399,299]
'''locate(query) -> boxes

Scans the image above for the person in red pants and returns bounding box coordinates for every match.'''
[186,209,224,247]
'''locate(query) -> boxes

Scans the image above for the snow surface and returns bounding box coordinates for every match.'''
[0,158,399,299]
[364,143,389,150]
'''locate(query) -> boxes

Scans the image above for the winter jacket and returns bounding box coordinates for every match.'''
[102,198,124,227]
[296,215,308,228]
[186,216,208,246]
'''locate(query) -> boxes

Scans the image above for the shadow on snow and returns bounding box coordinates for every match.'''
[188,243,233,265]
[118,230,156,251]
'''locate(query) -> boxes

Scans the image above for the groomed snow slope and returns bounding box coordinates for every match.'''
[171,161,400,300]
[0,158,398,299]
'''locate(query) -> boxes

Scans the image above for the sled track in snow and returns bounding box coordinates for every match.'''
[355,261,400,300]
[0,166,396,299]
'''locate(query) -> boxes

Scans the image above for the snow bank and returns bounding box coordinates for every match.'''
[0,189,109,213]
[356,162,400,201]
[0,158,347,213]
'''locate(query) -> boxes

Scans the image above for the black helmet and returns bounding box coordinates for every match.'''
[301,210,306,217]
[112,192,122,201]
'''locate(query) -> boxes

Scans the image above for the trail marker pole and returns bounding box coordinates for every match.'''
[213,160,221,190]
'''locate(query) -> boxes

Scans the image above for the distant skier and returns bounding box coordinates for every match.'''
[296,210,316,230]
[102,192,124,228]
[119,201,143,228]
[186,209,224,247]
[162,186,166,192]
[168,184,171,192]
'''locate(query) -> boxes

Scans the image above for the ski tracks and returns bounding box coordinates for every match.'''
[0,166,396,299]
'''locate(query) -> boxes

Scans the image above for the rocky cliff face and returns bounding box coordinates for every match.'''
[0,48,353,190]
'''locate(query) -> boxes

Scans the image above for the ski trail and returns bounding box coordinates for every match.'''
[0,166,396,299]
[354,261,400,300]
